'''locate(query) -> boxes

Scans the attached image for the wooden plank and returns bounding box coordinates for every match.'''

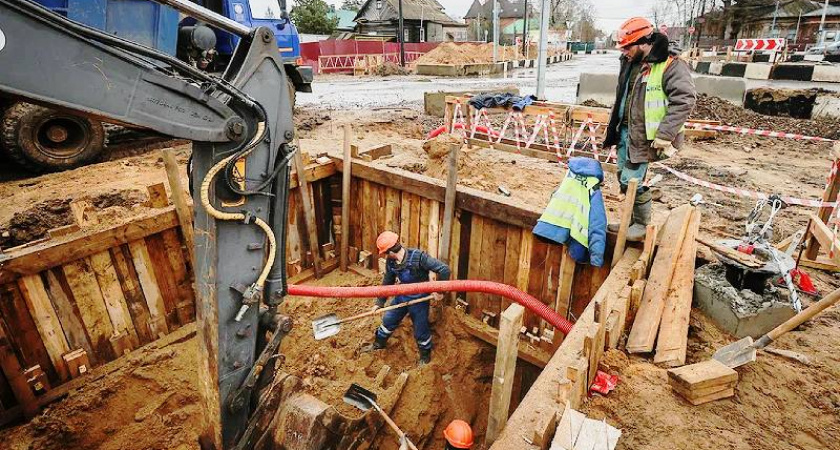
[144,234,181,330]
[502,226,522,312]
[806,213,840,266]
[293,146,324,278]
[351,179,363,251]
[63,258,116,361]
[543,244,563,321]
[612,179,638,268]
[161,149,196,269]
[455,310,550,368]
[526,239,550,331]
[340,125,353,271]
[486,303,525,444]
[450,211,462,279]
[409,193,421,249]
[128,240,169,338]
[655,210,701,367]
[481,219,502,317]
[0,208,179,285]
[43,269,97,364]
[0,283,57,383]
[556,249,575,320]
[0,321,38,419]
[569,263,593,320]
[427,200,441,259]
[626,205,693,353]
[384,188,401,237]
[667,359,738,391]
[160,229,193,316]
[48,224,80,239]
[419,198,431,251]
[467,215,485,319]
[799,257,840,272]
[109,245,154,345]
[516,232,533,292]
[89,251,139,348]
[439,143,459,264]
[806,155,840,260]
[17,275,71,381]
[287,258,339,285]
[399,191,411,249]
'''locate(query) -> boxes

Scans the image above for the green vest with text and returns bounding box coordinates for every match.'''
[643,57,683,140]
[538,171,600,248]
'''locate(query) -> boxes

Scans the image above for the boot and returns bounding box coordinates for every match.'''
[626,192,652,242]
[361,335,388,353]
[418,348,431,365]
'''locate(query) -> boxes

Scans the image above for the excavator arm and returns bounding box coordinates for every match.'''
[0,1,293,448]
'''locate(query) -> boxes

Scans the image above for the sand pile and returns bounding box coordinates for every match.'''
[416,42,520,65]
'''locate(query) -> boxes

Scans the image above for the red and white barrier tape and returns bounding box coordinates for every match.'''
[687,123,836,143]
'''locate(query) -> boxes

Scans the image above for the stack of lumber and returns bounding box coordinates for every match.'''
[550,406,621,450]
[667,359,738,405]
[626,204,700,367]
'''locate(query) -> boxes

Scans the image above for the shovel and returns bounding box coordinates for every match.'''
[713,285,840,368]
[312,295,433,340]
[343,383,419,450]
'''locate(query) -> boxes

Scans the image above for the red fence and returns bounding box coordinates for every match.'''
[301,40,440,73]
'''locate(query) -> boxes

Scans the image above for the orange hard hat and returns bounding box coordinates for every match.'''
[615,17,654,49]
[444,420,474,449]
[376,231,399,254]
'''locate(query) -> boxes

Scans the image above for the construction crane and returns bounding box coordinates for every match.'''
[0,0,294,447]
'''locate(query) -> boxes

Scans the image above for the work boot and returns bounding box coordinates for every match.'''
[361,335,388,353]
[418,348,431,365]
[626,192,652,242]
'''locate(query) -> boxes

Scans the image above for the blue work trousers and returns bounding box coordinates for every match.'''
[375,295,432,350]
[616,125,648,195]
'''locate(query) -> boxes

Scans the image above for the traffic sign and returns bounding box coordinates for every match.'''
[735,38,785,51]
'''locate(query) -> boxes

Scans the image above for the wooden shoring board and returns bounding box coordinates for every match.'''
[409,193,422,249]
[654,209,701,367]
[806,213,840,266]
[468,214,485,319]
[501,225,523,313]
[384,187,401,236]
[88,251,140,351]
[62,258,116,362]
[488,248,641,449]
[0,320,38,418]
[455,312,551,368]
[525,238,550,332]
[399,191,411,247]
[43,268,97,364]
[556,249,575,320]
[419,198,431,251]
[626,205,694,353]
[109,245,154,346]
[427,200,441,260]
[144,234,182,330]
[17,274,71,381]
[127,240,169,339]
[486,303,525,445]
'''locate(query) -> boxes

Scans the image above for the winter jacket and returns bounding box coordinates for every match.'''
[532,158,608,267]
[469,93,537,111]
[376,248,451,307]
[603,32,696,164]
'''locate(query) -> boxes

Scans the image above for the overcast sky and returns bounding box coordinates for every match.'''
[320,0,661,34]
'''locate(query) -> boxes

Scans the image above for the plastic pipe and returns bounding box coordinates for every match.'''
[287,280,573,335]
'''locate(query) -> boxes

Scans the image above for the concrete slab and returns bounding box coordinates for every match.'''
[744,63,772,80]
[695,61,711,74]
[721,63,747,78]
[416,64,460,77]
[423,86,520,117]
[576,72,619,106]
[693,75,746,105]
[709,62,723,75]
[813,95,840,119]
[813,65,840,83]
[771,63,815,81]
[694,264,797,339]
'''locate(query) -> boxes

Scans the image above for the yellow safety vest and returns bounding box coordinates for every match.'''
[642,57,683,140]
[538,171,600,248]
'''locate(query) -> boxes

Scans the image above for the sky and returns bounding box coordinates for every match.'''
[319,0,661,34]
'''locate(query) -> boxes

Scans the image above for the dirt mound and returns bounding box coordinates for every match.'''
[374,61,411,76]
[581,99,609,108]
[415,42,519,65]
[692,94,840,140]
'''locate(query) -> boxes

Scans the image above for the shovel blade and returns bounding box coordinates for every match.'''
[713,337,757,368]
[312,314,341,341]
[343,383,378,412]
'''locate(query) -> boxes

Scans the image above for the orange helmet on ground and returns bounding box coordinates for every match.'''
[444,420,474,449]
[615,17,654,49]
[376,231,400,254]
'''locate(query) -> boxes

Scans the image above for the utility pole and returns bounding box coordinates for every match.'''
[535,0,549,99]
[770,0,780,38]
[794,9,802,45]
[492,0,499,62]
[818,0,829,45]
[398,0,405,66]
[521,0,529,56]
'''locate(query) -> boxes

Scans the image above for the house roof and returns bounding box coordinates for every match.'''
[756,0,824,19]
[354,0,461,25]
[464,0,531,19]
[502,18,539,34]
[328,9,357,30]
[803,4,840,17]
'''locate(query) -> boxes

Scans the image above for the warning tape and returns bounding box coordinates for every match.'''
[687,123,836,143]
[653,162,839,208]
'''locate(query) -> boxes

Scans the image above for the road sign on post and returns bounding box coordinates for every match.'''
[734,38,786,51]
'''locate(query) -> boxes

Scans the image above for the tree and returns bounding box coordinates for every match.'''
[341,0,364,11]
[290,0,339,34]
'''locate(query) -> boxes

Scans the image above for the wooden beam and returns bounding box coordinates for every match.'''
[293,145,324,279]
[626,206,693,353]
[456,312,551,368]
[289,160,337,189]
[806,152,840,260]
[0,321,39,419]
[486,303,525,444]
[439,143,459,264]
[488,248,641,449]
[17,274,71,381]
[161,149,196,269]
[654,209,701,367]
[555,249,575,320]
[806,213,840,266]
[612,179,638,268]
[287,258,340,285]
[128,240,169,339]
[0,208,179,285]
[341,125,352,272]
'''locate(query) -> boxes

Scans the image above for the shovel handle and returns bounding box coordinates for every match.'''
[758,285,840,348]
[337,295,434,325]
[376,407,419,450]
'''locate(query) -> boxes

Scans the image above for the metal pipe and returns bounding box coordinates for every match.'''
[154,0,252,37]
[535,0,549,99]
[818,0,830,45]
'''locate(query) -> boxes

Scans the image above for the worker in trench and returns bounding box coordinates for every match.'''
[362,231,451,365]
[398,420,474,450]
[604,16,697,241]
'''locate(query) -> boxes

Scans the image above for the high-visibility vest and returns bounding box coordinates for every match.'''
[642,57,683,140]
[538,171,600,248]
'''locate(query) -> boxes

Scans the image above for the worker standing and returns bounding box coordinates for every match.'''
[604,17,696,241]
[364,231,450,365]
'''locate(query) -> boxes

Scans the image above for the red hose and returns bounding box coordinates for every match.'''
[426,124,498,140]
[287,280,573,335]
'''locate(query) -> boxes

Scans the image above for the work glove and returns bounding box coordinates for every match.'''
[652,138,677,160]
[399,436,408,450]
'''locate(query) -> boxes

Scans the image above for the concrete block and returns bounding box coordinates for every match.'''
[813,65,840,83]
[693,75,746,105]
[423,85,520,117]
[694,264,797,339]
[813,95,840,119]
[416,64,459,77]
[694,61,711,74]
[709,62,723,75]
[576,72,619,107]
[771,63,815,81]
[744,63,772,80]
[721,62,747,77]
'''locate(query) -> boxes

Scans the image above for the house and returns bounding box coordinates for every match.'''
[463,0,534,42]
[353,0,467,42]
[328,9,358,33]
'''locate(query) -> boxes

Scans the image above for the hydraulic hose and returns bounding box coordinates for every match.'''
[286,280,573,335]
